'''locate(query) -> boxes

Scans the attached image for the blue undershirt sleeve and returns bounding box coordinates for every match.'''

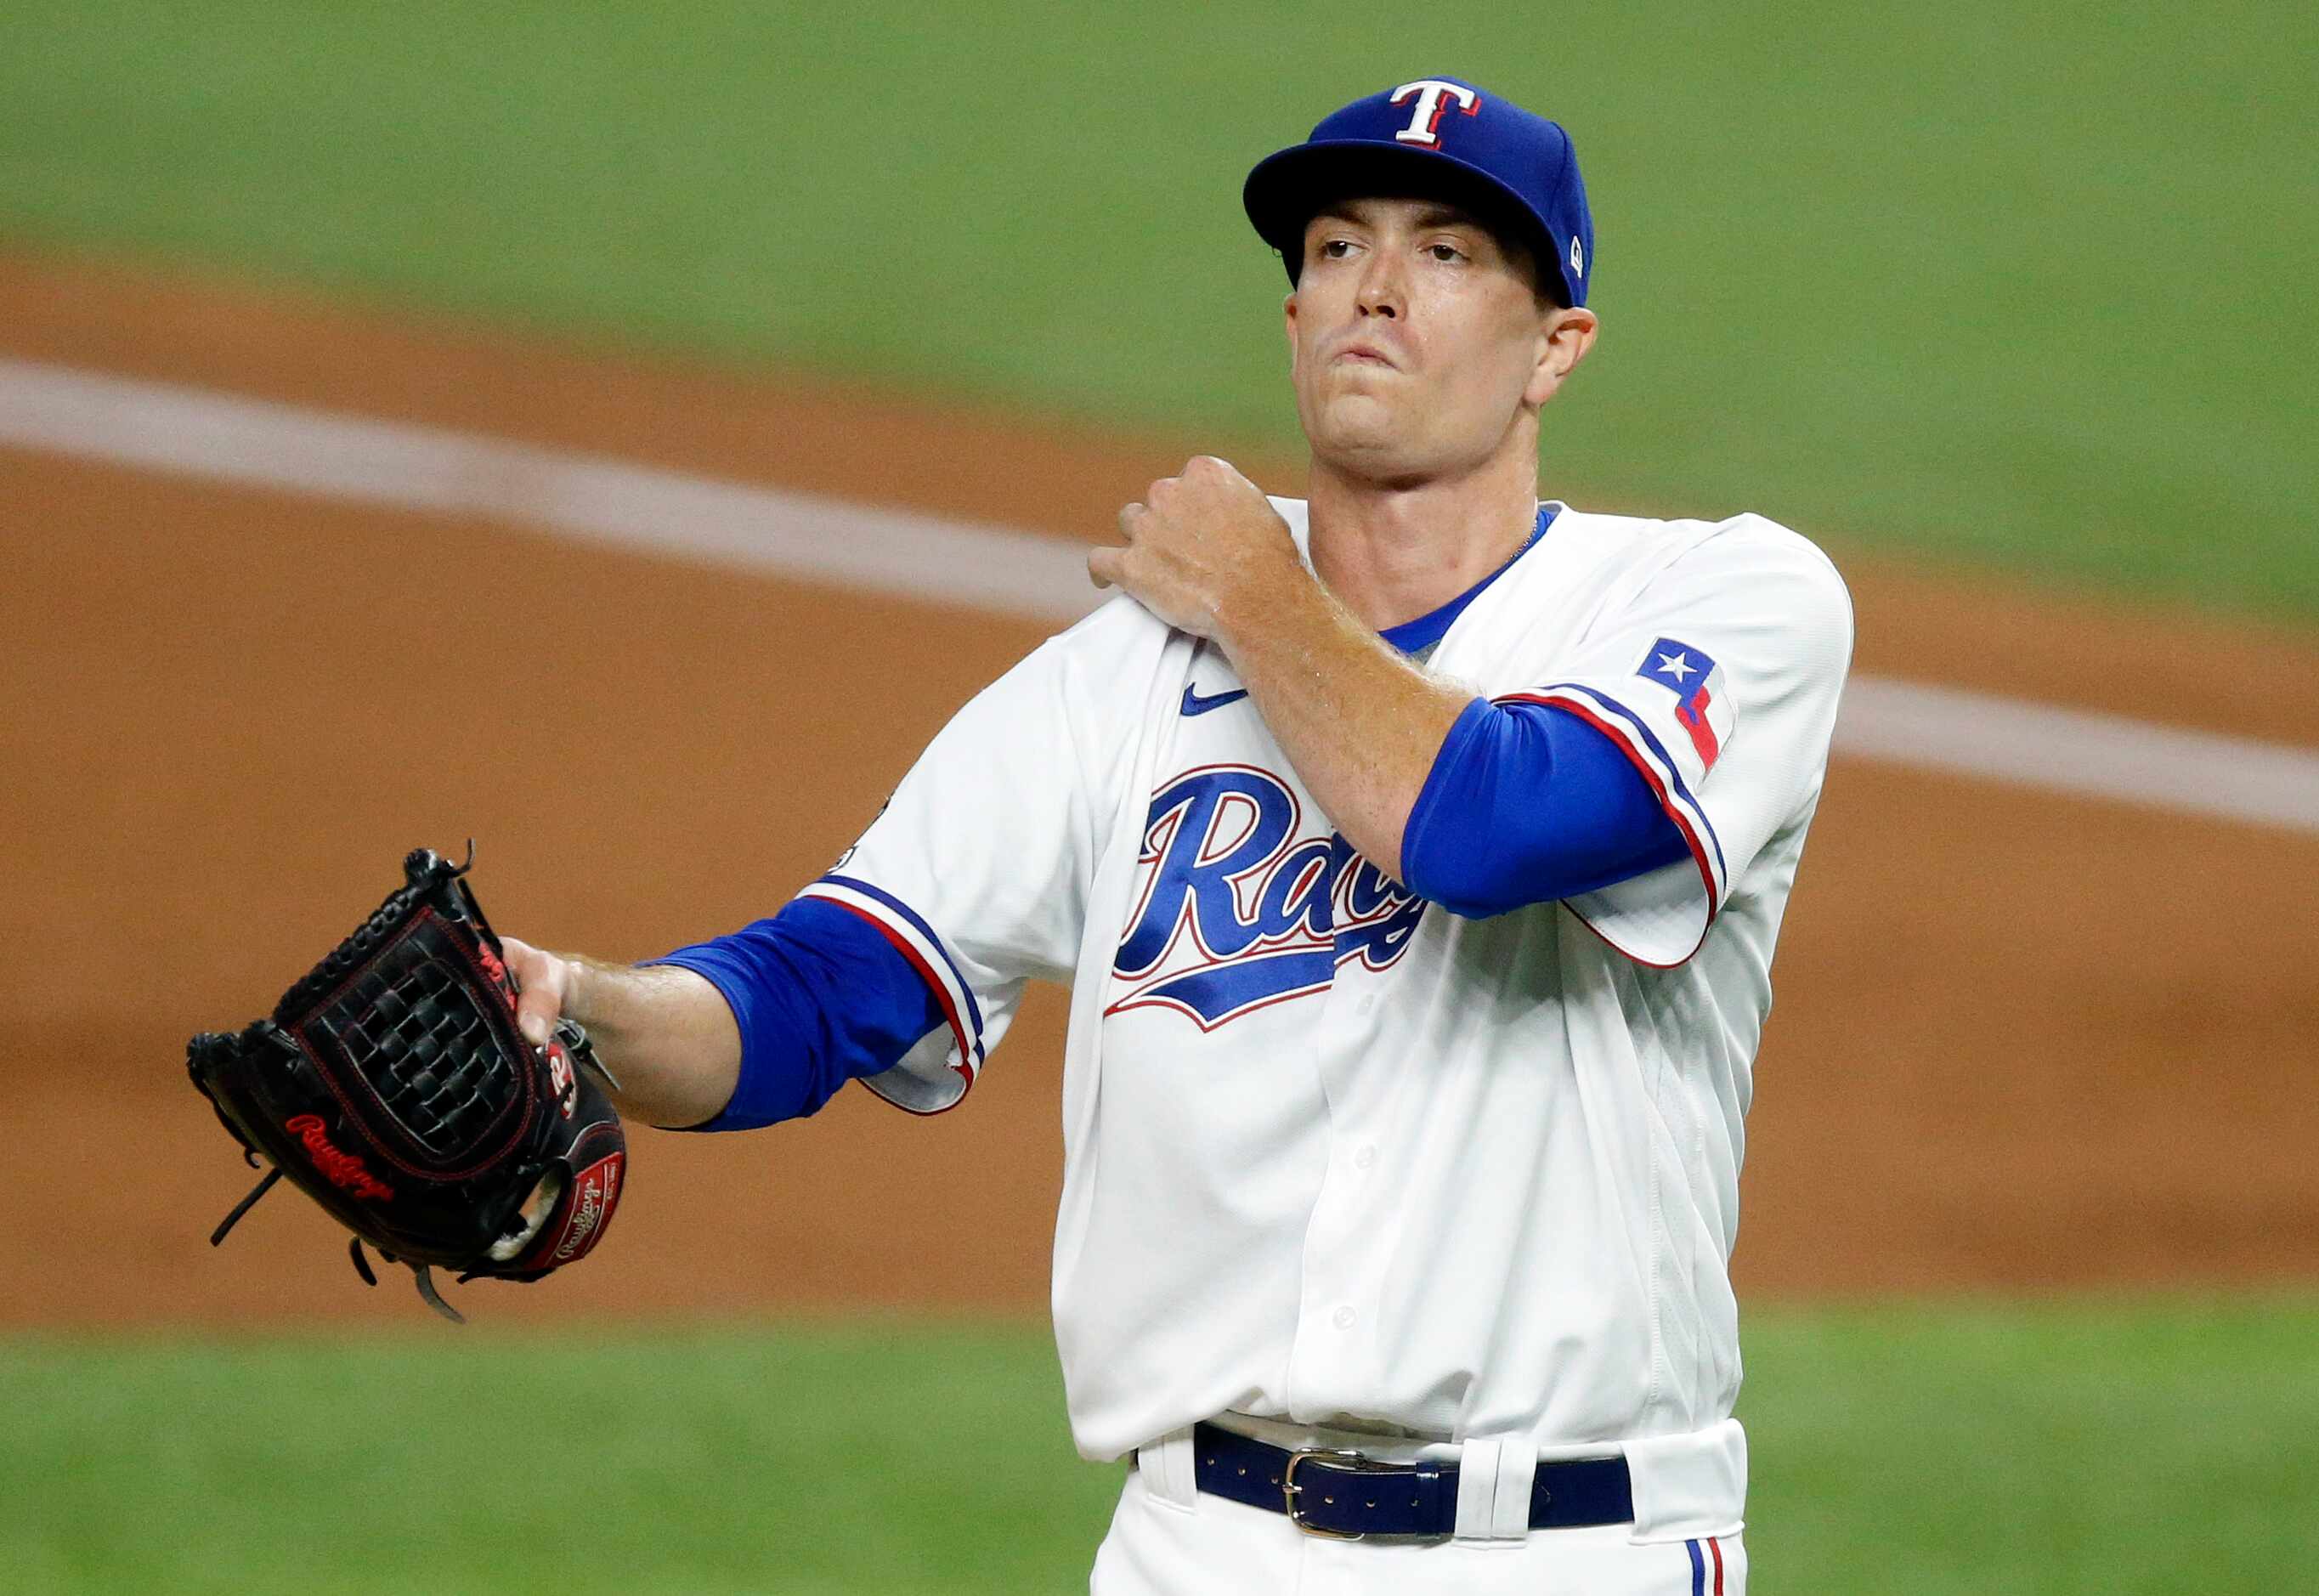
[649,896,948,1132]
[1400,697,1693,919]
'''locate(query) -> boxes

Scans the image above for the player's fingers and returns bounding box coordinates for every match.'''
[1208,456,1256,492]
[1185,456,1260,505]
[1117,501,1146,539]
[1088,545,1123,590]
[499,935,568,1047]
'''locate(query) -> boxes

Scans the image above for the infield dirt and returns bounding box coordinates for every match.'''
[6,250,2316,1328]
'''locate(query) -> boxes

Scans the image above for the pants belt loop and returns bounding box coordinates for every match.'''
[1453,1436,1537,1545]
[1136,1425,1200,1512]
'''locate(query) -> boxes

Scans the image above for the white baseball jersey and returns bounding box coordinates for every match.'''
[801,499,1852,1540]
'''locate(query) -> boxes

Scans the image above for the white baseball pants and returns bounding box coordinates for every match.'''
[1090,1463,1745,1595]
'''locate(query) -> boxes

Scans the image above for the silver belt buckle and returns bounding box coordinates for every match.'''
[1282,1446,1397,1540]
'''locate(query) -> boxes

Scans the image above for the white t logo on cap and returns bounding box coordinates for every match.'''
[1389,80,1480,147]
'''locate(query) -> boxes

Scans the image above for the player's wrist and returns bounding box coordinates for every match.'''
[1213,547,1322,661]
[535,948,614,1037]
[555,951,586,1026]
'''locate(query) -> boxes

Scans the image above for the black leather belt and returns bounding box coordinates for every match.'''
[1187,1421,1633,1540]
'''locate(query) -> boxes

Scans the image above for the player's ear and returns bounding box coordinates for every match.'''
[1526,306,1598,407]
[1283,291,1301,376]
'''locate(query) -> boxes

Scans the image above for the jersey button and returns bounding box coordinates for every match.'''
[1331,1305,1356,1330]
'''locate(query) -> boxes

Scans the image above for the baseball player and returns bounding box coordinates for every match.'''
[505,76,1850,1593]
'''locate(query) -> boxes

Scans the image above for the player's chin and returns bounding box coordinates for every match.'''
[1305,391,1404,445]
[1306,403,1430,470]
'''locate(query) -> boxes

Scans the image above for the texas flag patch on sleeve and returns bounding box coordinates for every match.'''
[1635,638,1735,772]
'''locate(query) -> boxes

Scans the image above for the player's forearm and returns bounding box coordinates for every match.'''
[1213,569,1467,883]
[558,956,742,1129]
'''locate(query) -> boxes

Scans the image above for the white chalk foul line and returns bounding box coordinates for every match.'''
[0,357,1098,623]
[5,356,2316,835]
[1834,678,2319,832]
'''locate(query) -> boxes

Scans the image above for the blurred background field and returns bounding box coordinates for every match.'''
[3,3,2315,1593]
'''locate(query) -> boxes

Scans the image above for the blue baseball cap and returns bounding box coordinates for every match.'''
[1243,77,1594,307]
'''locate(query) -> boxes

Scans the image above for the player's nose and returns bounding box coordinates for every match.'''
[1355,252,1405,320]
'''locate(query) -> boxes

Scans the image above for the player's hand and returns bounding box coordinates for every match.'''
[500,935,575,1049]
[1091,456,1304,644]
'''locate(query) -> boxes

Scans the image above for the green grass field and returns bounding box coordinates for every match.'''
[8,1296,2316,1594]
[3,3,2314,619]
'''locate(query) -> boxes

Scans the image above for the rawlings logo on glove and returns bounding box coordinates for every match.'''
[284,1114,397,1202]
[186,846,627,1322]
[548,1152,624,1265]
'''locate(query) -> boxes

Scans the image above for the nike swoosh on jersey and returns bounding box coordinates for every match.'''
[1179,684,1251,716]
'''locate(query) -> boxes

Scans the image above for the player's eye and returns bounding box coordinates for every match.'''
[1319,239,1358,260]
[1426,241,1468,263]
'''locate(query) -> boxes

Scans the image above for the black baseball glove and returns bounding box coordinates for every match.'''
[187,846,626,1322]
